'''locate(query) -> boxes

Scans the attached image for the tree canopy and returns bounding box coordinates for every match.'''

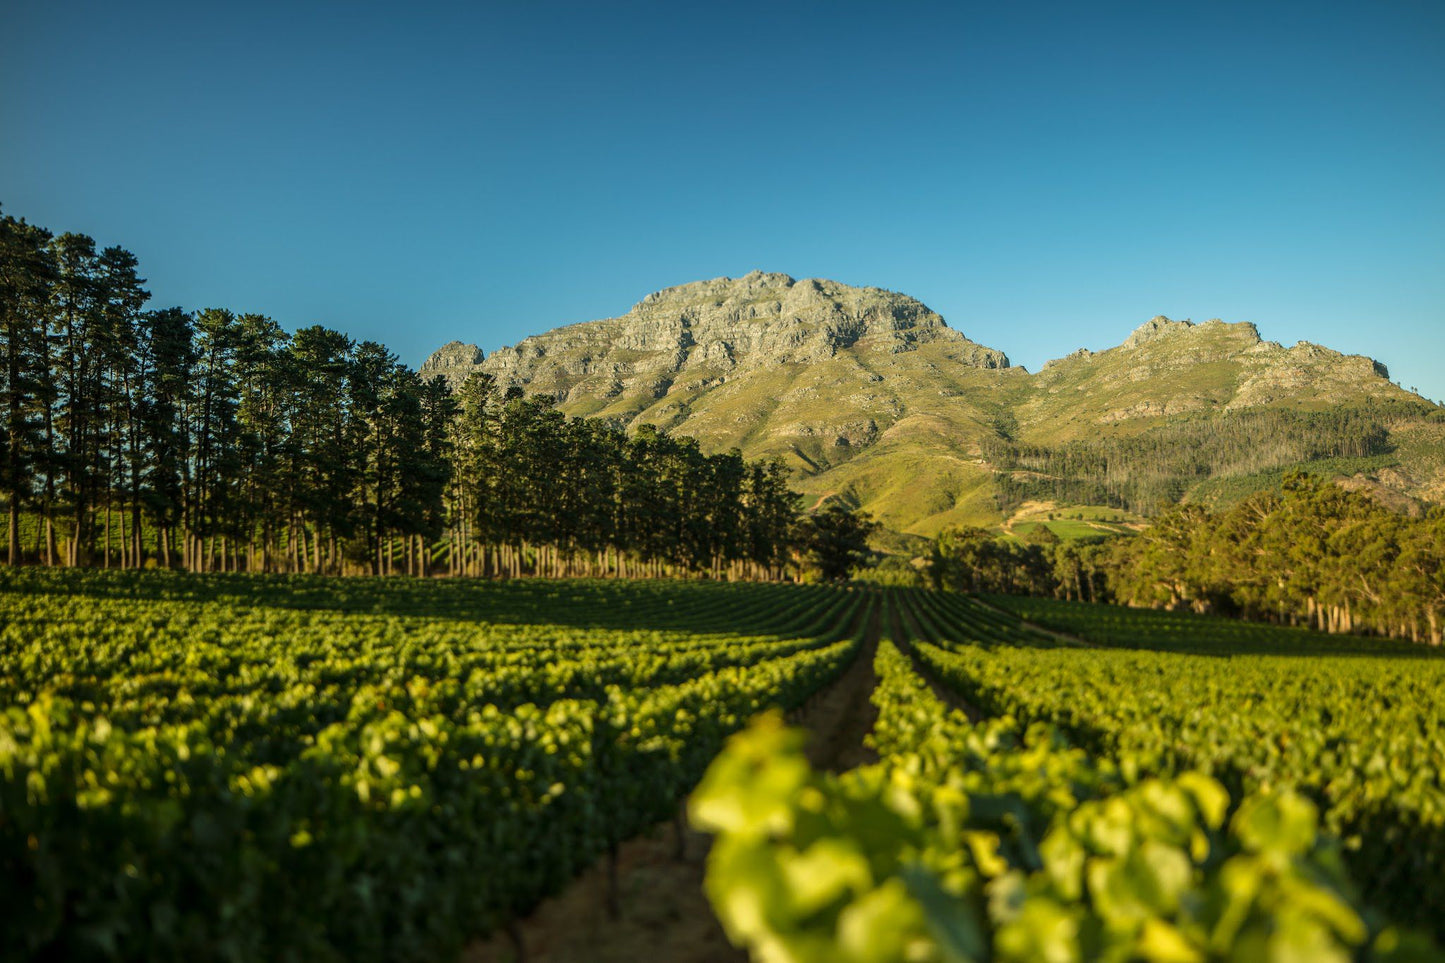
[932,473,1445,645]
[796,503,878,581]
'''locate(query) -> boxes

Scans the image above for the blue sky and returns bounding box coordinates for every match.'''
[4,1,1443,400]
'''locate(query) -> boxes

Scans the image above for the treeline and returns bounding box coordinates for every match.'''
[929,525,1112,603]
[932,474,1445,645]
[1108,473,1445,644]
[0,206,801,578]
[984,406,1428,515]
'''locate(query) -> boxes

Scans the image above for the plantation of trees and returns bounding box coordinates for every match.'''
[982,405,1436,516]
[0,208,809,580]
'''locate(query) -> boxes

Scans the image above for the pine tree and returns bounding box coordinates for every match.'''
[137,307,196,568]
[234,314,290,570]
[0,209,57,564]
[52,232,102,565]
[287,325,355,572]
[95,246,149,567]
[190,309,243,570]
[799,503,877,582]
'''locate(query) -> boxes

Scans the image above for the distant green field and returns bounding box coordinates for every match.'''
[6,509,166,560]
[1009,518,1119,541]
[998,502,1139,543]
[1062,505,1139,524]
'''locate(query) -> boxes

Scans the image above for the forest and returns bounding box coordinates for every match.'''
[933,473,1445,645]
[0,207,813,579]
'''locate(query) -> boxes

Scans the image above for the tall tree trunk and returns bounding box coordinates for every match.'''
[119,501,130,569]
[6,500,17,566]
[4,320,20,566]
[131,502,143,569]
[71,505,82,566]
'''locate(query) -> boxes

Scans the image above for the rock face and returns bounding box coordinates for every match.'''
[423,271,1008,398]
[1121,315,1196,349]
[420,341,485,386]
[427,276,1438,535]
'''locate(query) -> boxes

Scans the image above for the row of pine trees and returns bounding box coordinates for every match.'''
[1,207,798,578]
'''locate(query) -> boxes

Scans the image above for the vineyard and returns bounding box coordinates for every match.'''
[2,573,1442,961]
[0,570,863,961]
[695,591,1445,962]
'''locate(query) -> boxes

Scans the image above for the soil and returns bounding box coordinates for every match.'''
[889,591,980,720]
[459,820,743,963]
[461,595,884,963]
[792,598,881,773]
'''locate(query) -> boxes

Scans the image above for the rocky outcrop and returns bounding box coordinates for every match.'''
[420,341,485,385]
[429,286,1406,435]
[1042,347,1094,370]
[425,272,1009,396]
[1122,315,1195,349]
[1228,341,1397,409]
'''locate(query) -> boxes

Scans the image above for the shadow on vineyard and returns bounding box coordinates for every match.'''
[1347,799,1445,934]
[0,567,830,637]
[991,595,1445,660]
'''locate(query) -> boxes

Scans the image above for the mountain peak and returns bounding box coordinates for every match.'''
[637,270,797,310]
[1122,315,1193,348]
[1118,315,1269,352]
[442,274,1010,398]
[419,341,485,383]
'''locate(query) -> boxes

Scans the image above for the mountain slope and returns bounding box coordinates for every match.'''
[424,273,1444,536]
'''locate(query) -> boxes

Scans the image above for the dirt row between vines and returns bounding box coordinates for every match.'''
[462,594,883,963]
[891,591,983,721]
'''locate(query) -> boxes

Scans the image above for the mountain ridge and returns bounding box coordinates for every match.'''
[423,272,1443,535]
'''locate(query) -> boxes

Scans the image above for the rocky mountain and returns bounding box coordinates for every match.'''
[421,340,486,386]
[425,272,1445,538]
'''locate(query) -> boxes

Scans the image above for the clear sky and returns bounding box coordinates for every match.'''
[4,1,1443,401]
